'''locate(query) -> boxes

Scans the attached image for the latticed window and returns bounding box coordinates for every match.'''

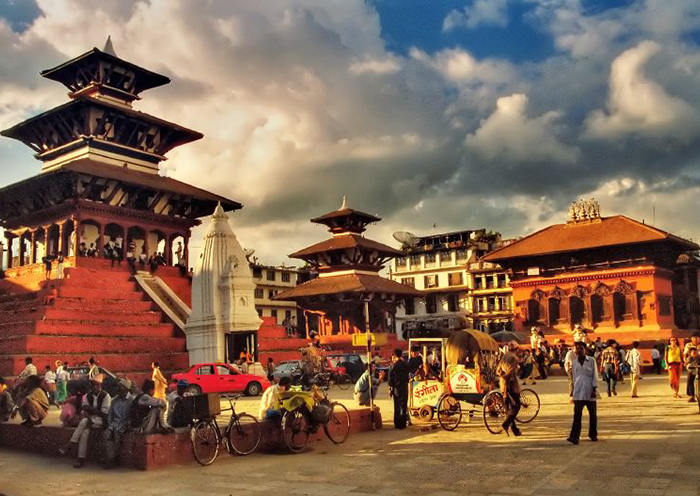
[424,274,439,288]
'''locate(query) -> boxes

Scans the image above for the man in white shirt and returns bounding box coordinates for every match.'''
[259,377,291,421]
[626,341,642,398]
[17,356,38,383]
[567,341,598,445]
[43,365,57,406]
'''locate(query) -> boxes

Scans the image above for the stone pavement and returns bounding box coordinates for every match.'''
[1,375,698,496]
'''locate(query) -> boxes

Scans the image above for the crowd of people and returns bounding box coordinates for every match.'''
[0,357,196,469]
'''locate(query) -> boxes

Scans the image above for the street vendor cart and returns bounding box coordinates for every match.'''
[408,329,540,432]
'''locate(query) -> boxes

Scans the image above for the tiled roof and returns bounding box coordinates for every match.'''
[289,234,402,258]
[483,215,698,261]
[273,273,422,300]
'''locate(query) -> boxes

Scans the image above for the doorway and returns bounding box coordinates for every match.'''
[225,331,258,364]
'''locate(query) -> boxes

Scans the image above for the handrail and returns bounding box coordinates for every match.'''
[134,271,191,330]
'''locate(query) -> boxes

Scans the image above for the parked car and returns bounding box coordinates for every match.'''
[172,362,270,396]
[272,360,303,383]
[326,353,365,382]
[66,366,122,397]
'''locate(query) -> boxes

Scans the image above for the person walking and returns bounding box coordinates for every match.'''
[626,341,642,398]
[388,348,409,429]
[151,362,167,401]
[567,341,598,445]
[684,333,700,403]
[651,347,662,374]
[666,337,683,398]
[564,345,575,397]
[599,340,620,397]
[498,354,522,436]
[43,365,57,406]
[55,361,69,404]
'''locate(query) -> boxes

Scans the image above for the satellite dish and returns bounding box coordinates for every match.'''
[393,231,420,247]
[469,231,480,240]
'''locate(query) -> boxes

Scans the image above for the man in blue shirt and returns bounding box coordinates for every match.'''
[567,341,598,445]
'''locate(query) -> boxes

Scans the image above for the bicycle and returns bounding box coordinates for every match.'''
[312,371,352,391]
[482,387,540,434]
[190,394,262,466]
[280,386,351,453]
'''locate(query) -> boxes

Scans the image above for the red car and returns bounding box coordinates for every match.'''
[172,363,270,396]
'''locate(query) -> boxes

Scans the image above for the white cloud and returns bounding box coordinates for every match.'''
[349,56,401,75]
[443,0,509,31]
[584,41,699,140]
[410,47,514,86]
[465,93,579,164]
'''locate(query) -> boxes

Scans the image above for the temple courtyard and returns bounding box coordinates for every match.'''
[1,375,698,496]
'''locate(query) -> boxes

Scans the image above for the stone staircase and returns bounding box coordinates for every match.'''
[0,258,190,385]
[257,317,309,364]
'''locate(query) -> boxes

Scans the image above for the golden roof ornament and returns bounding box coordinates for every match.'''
[568,198,600,223]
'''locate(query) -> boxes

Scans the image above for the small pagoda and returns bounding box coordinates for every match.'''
[0,38,240,273]
[275,199,421,344]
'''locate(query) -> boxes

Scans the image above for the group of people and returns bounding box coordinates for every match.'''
[1,358,196,469]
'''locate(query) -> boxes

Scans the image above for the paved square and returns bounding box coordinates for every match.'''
[1,375,698,496]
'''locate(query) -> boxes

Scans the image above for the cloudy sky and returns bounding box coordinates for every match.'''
[1,0,699,265]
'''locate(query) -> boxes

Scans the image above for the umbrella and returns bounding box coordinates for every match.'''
[489,330,525,344]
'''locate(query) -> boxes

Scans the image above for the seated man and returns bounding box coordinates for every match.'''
[167,380,192,429]
[16,375,49,426]
[258,376,291,422]
[133,379,169,434]
[103,379,133,469]
[0,376,15,422]
[60,374,111,468]
[354,363,384,406]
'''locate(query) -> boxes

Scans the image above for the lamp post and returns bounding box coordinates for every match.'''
[363,295,375,430]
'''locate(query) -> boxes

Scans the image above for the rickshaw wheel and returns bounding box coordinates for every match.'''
[437,394,462,431]
[516,388,540,424]
[418,405,434,421]
[482,391,506,434]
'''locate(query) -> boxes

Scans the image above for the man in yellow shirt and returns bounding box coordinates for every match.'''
[0,377,14,422]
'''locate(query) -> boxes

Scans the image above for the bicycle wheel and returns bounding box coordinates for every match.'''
[335,374,352,390]
[437,394,462,431]
[482,391,506,435]
[324,402,351,444]
[516,388,540,423]
[228,413,262,456]
[191,419,220,466]
[282,409,310,453]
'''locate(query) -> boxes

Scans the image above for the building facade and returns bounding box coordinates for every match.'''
[251,263,309,325]
[484,200,700,343]
[389,229,514,337]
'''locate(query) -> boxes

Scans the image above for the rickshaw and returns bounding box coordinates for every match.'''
[408,329,540,433]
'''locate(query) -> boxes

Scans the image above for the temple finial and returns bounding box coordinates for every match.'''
[103,35,116,56]
[339,195,347,210]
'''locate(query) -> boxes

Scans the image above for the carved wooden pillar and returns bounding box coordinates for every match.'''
[97,223,105,257]
[43,226,50,257]
[57,222,65,256]
[18,233,26,267]
[184,233,190,269]
[583,295,593,328]
[30,231,36,264]
[144,230,151,260]
[5,231,14,268]
[165,234,173,266]
[72,217,79,257]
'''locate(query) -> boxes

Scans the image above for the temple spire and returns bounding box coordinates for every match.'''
[339,195,347,210]
[103,35,116,56]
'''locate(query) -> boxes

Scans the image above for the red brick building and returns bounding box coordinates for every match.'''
[484,202,699,347]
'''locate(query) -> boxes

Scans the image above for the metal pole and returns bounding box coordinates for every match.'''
[364,297,375,430]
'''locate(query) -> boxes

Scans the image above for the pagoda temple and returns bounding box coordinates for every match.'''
[483,199,700,348]
[0,40,240,380]
[0,39,240,271]
[274,199,421,349]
